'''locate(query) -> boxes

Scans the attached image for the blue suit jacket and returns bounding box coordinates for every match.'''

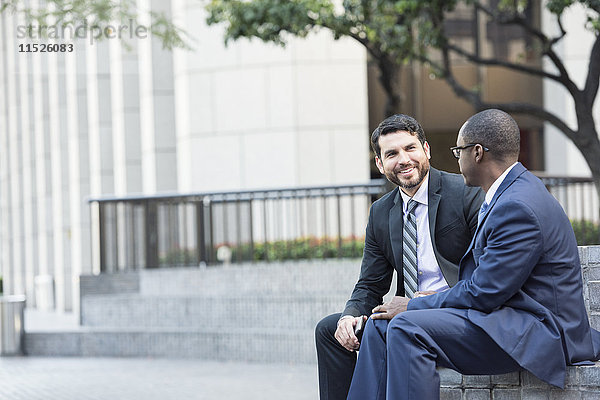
[408,163,600,387]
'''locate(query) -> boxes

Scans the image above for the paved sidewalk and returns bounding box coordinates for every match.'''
[0,357,318,400]
[18,309,318,399]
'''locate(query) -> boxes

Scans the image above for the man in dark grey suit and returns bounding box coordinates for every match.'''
[315,114,484,400]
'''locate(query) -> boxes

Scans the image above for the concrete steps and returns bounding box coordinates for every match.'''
[25,328,316,363]
[80,295,346,329]
[25,259,370,362]
[80,260,362,298]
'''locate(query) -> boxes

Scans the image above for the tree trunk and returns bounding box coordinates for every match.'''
[573,97,600,227]
[575,134,600,227]
[376,56,402,118]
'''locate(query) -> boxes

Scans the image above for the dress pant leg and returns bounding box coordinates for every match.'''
[315,313,359,400]
[386,308,521,400]
[346,317,389,400]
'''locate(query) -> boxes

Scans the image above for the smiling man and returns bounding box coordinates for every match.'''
[314,114,484,400]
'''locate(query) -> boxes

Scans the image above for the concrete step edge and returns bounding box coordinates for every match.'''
[26,327,315,335]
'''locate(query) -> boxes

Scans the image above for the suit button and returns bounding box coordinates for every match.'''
[418,271,423,275]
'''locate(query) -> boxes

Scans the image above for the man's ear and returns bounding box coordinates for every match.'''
[474,145,484,163]
[423,141,431,159]
[375,156,385,174]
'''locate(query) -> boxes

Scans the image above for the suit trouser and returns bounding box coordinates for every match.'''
[315,313,364,400]
[347,308,521,400]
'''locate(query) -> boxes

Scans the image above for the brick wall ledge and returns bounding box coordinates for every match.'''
[437,247,600,399]
[439,363,600,399]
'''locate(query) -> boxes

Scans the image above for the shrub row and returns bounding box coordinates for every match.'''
[571,220,600,246]
[158,221,600,266]
[158,236,365,266]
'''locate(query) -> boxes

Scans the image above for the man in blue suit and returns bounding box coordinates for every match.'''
[347,109,600,399]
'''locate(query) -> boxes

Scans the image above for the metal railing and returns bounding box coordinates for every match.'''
[89,174,599,273]
[89,181,387,273]
[536,173,599,223]
[536,173,600,245]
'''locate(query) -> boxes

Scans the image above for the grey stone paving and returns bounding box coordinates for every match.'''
[0,357,318,400]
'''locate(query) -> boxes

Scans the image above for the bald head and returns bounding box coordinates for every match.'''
[459,109,520,163]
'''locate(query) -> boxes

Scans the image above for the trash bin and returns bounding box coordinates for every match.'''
[0,295,26,356]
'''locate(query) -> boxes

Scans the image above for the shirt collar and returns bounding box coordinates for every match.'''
[485,162,518,205]
[400,172,429,211]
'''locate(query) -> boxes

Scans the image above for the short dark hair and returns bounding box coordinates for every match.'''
[460,109,520,162]
[371,114,426,158]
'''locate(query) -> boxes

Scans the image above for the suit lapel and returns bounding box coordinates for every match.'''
[389,188,404,272]
[428,168,442,249]
[464,162,527,255]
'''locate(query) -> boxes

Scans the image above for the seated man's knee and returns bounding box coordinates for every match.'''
[315,313,340,343]
[387,312,416,336]
[363,317,389,339]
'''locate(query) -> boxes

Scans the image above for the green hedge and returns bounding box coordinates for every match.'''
[159,248,197,266]
[241,237,365,261]
[571,220,600,246]
[158,221,600,266]
[158,237,365,265]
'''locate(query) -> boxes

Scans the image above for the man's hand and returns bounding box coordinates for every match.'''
[334,316,367,352]
[371,296,410,320]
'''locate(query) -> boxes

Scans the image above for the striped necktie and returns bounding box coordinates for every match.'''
[403,199,419,298]
[478,201,489,227]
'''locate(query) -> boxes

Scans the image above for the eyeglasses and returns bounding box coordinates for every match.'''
[450,143,489,159]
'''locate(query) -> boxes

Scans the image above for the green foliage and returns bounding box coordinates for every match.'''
[205,0,456,63]
[571,220,600,246]
[159,248,197,266]
[206,0,332,46]
[546,0,575,14]
[496,0,529,13]
[547,0,599,32]
[205,0,600,69]
[238,236,364,261]
[158,236,365,266]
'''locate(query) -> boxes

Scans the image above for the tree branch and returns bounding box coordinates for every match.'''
[481,101,577,142]
[473,1,551,43]
[544,45,582,93]
[439,40,484,108]
[472,1,579,96]
[346,31,402,116]
[556,15,567,41]
[584,34,600,106]
[444,42,562,82]
[588,3,600,14]
[346,30,384,61]
[436,35,578,143]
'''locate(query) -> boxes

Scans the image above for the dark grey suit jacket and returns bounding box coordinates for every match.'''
[342,167,484,317]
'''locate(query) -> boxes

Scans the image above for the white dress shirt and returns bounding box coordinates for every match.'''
[484,162,519,205]
[399,174,449,293]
